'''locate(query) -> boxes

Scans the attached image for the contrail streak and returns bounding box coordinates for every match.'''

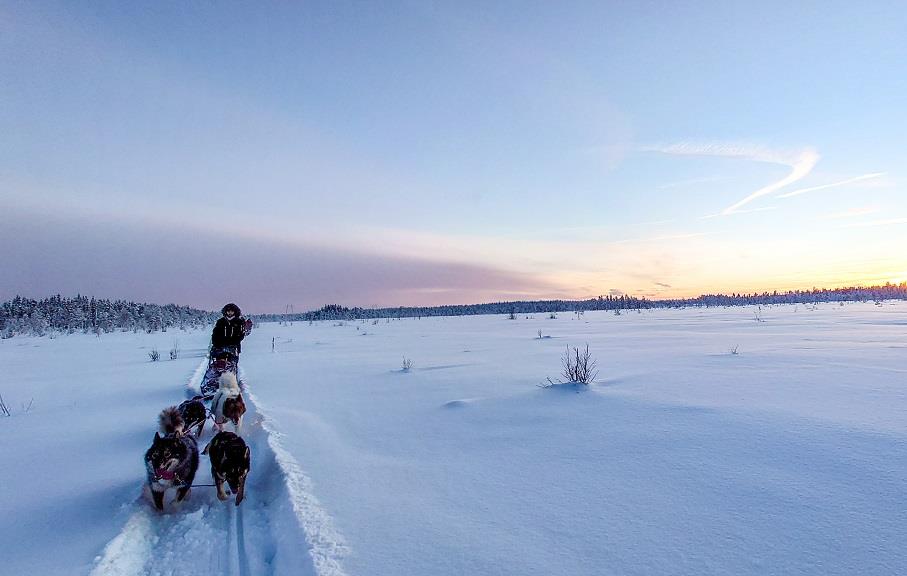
[721,148,819,214]
[641,141,821,216]
[777,172,886,198]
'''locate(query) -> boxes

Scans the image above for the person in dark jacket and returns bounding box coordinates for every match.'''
[212,303,246,355]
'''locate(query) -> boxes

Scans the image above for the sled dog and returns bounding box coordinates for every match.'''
[211,372,246,432]
[144,407,199,511]
[203,431,251,506]
[178,396,207,438]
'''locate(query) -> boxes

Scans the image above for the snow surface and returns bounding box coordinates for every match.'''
[2,303,906,575]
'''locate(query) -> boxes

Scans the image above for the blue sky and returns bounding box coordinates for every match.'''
[2,1,905,313]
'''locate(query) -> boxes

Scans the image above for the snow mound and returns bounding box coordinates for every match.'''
[90,511,155,576]
[442,398,481,409]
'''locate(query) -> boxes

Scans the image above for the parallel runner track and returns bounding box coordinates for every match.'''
[88,359,348,576]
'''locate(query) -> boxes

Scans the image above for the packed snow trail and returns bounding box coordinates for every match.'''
[89,359,347,576]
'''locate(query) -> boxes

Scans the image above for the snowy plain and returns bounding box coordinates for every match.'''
[1,302,905,575]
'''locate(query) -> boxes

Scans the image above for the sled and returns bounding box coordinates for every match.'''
[201,347,239,396]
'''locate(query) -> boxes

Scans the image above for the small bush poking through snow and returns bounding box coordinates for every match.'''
[169,340,180,360]
[729,345,739,355]
[561,344,598,384]
[0,393,10,417]
[148,348,160,362]
[402,357,413,372]
[542,344,598,387]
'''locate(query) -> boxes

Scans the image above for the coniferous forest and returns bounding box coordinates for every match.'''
[0,295,217,338]
[256,283,907,322]
[4,283,907,337]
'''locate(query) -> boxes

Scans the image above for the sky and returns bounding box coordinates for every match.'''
[2,1,906,313]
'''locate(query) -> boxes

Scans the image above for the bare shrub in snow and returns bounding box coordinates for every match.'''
[541,344,598,387]
[401,357,413,372]
[549,312,557,319]
[169,340,181,360]
[729,345,739,355]
[0,393,10,417]
[148,348,161,362]
[561,344,598,384]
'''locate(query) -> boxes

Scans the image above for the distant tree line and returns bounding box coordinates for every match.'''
[6,282,907,337]
[252,283,907,323]
[0,295,217,338]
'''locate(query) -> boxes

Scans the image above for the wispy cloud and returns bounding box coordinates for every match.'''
[613,232,710,244]
[721,149,819,214]
[841,218,907,228]
[643,141,820,215]
[820,206,879,220]
[778,172,886,198]
[657,175,724,190]
[643,142,804,165]
[700,206,778,220]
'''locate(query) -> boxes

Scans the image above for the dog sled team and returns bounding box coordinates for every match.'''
[144,303,253,512]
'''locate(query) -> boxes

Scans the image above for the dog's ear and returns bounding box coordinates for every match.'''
[153,432,162,444]
[244,446,251,465]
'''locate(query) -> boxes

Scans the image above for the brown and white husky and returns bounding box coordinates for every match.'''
[210,372,246,433]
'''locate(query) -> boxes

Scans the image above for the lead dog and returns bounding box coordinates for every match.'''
[203,431,251,505]
[210,372,246,433]
[144,407,199,511]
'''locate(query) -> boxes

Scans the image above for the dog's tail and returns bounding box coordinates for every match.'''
[158,406,185,436]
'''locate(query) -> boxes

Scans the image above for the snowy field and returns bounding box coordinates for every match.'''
[2,302,906,575]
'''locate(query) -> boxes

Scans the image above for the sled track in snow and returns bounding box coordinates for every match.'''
[89,359,348,576]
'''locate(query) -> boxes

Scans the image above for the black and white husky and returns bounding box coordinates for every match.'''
[144,407,199,511]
